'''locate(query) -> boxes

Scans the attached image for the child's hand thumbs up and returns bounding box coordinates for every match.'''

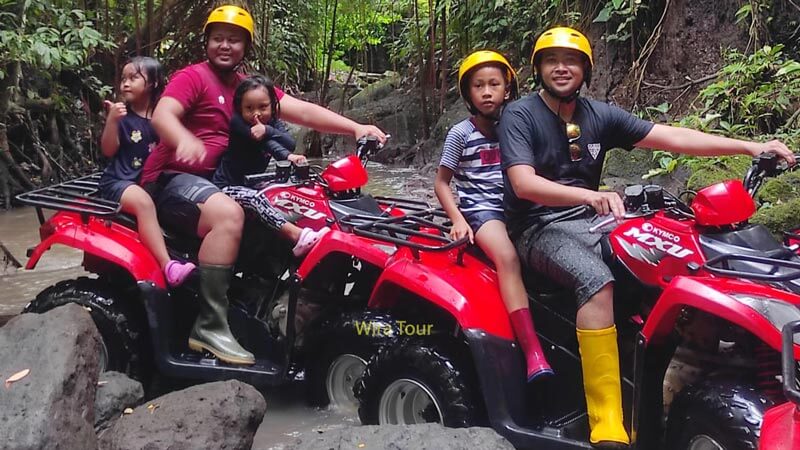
[104,100,127,122]
[250,114,267,141]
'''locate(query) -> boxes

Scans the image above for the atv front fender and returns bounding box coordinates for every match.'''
[643,276,800,358]
[27,212,165,287]
[368,247,514,340]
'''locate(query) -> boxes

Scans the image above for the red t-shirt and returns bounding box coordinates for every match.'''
[140,62,285,184]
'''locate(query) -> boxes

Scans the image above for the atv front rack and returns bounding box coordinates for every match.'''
[703,253,800,282]
[15,172,119,224]
[340,208,468,260]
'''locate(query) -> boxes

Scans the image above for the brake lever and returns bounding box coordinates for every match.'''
[588,216,618,233]
[588,211,650,233]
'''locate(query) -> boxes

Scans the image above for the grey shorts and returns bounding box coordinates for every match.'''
[148,173,220,235]
[515,215,614,309]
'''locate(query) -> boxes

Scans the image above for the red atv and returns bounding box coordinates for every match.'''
[347,152,800,449]
[17,137,435,410]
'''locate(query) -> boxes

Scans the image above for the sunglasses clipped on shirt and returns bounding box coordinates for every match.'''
[566,122,582,162]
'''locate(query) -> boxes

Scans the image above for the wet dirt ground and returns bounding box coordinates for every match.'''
[0,161,436,449]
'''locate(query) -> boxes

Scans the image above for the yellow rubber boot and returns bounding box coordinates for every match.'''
[577,326,630,448]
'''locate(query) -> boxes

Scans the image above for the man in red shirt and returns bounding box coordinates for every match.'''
[143,5,385,365]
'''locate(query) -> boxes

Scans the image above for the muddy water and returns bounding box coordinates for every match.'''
[0,161,436,449]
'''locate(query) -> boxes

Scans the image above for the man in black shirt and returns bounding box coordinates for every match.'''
[498,26,794,448]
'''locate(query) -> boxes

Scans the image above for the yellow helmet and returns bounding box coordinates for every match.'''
[203,5,255,42]
[457,50,519,114]
[531,27,593,87]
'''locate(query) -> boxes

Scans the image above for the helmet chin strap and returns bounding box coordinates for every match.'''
[542,79,581,103]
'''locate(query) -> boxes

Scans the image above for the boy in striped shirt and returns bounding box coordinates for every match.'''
[434,50,553,381]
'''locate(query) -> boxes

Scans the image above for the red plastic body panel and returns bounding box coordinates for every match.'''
[691,180,756,226]
[642,276,800,358]
[321,155,369,192]
[295,229,513,340]
[264,183,335,231]
[369,246,513,340]
[760,401,800,450]
[610,212,705,287]
[295,229,393,277]
[25,211,165,287]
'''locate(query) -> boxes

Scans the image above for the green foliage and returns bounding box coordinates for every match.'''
[0,0,114,115]
[695,45,800,139]
[593,0,645,43]
[647,45,800,184]
[0,1,113,78]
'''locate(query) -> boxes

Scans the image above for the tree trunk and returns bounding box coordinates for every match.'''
[104,0,110,40]
[439,6,448,114]
[413,0,431,139]
[309,0,340,158]
[145,0,154,55]
[133,0,141,54]
[264,0,273,60]
[428,0,436,89]
[0,124,34,192]
[338,64,357,115]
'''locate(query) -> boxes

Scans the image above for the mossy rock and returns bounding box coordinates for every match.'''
[751,197,800,238]
[349,72,401,108]
[755,170,800,204]
[686,156,751,191]
[602,148,654,181]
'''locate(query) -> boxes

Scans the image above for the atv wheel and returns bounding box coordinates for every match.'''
[666,380,772,450]
[305,311,395,410]
[356,338,481,427]
[24,277,151,382]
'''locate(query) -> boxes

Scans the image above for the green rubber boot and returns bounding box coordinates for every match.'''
[188,264,255,365]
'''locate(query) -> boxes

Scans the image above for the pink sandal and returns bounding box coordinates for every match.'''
[292,227,330,257]
[165,260,197,287]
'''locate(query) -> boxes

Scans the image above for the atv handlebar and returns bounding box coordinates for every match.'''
[743,152,800,197]
[356,134,390,167]
[534,184,690,235]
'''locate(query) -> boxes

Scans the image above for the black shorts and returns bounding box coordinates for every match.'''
[462,209,505,234]
[98,177,136,203]
[146,173,220,235]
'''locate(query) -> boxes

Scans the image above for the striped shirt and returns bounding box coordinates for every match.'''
[439,118,504,213]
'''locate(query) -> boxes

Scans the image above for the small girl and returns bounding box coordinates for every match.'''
[434,51,552,381]
[211,74,329,256]
[99,56,195,286]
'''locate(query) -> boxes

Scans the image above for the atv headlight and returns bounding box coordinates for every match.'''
[732,294,800,343]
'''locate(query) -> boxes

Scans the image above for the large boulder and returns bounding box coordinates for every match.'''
[280,424,515,450]
[98,380,266,450]
[94,371,144,432]
[0,303,102,450]
[349,72,401,109]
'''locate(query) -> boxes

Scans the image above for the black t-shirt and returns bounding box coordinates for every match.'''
[498,93,654,238]
[100,109,157,184]
[212,113,296,188]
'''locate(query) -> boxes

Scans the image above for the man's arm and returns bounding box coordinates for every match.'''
[151,97,206,164]
[507,165,625,219]
[279,94,386,143]
[638,124,794,164]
